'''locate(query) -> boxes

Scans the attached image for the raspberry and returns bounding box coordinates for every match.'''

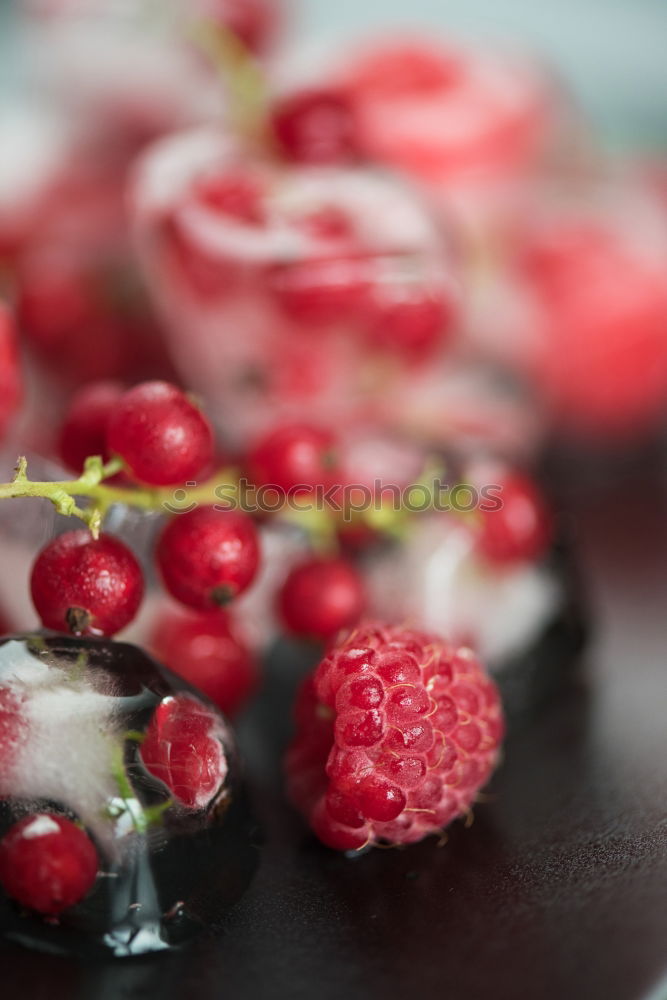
[270,87,359,165]
[245,423,340,498]
[285,624,504,850]
[30,530,144,637]
[106,381,214,486]
[149,609,258,717]
[156,506,260,610]
[0,814,98,916]
[58,380,124,474]
[477,473,552,565]
[140,694,228,810]
[278,557,367,640]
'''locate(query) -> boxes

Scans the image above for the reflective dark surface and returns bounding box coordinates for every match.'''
[2,461,667,999]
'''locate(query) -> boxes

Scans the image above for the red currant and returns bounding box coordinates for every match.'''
[106,381,214,486]
[0,813,98,916]
[30,530,144,637]
[58,380,124,474]
[278,557,367,641]
[266,255,371,327]
[156,507,260,610]
[140,695,228,810]
[246,423,339,497]
[149,609,258,717]
[361,269,456,361]
[270,87,359,165]
[477,473,552,565]
[194,171,266,225]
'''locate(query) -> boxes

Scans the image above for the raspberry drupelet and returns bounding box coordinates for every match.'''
[285,623,504,851]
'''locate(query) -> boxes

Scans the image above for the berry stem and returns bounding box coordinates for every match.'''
[0,455,241,533]
[189,19,269,143]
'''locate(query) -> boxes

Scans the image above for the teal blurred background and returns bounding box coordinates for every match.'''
[1,0,666,149]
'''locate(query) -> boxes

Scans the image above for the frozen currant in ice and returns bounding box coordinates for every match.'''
[131,128,460,439]
[0,633,257,957]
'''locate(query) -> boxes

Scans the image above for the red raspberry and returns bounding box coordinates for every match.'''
[477,473,552,565]
[278,557,367,641]
[106,381,214,487]
[58,380,124,474]
[156,506,260,610]
[140,694,229,810]
[285,623,504,850]
[245,423,340,498]
[149,609,258,717]
[30,530,144,637]
[0,814,98,916]
[270,87,360,165]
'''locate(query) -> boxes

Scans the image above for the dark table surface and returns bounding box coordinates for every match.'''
[3,455,667,1000]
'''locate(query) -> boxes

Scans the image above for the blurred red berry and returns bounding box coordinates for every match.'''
[477,473,552,565]
[271,87,359,165]
[246,423,340,497]
[150,609,258,717]
[0,303,22,442]
[278,557,367,641]
[58,380,124,474]
[107,381,214,486]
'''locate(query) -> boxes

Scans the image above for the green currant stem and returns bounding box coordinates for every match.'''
[189,19,270,143]
[0,455,241,536]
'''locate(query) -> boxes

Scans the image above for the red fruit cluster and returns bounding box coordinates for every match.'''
[140,694,229,810]
[286,623,504,851]
[0,813,98,916]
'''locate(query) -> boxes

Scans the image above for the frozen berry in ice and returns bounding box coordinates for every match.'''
[0,814,98,916]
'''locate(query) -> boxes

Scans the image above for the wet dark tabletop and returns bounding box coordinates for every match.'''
[3,458,667,1000]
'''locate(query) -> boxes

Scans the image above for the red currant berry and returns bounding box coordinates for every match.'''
[58,380,124,474]
[149,609,258,717]
[361,272,456,361]
[106,381,214,486]
[477,473,552,565]
[194,171,265,225]
[246,423,339,497]
[278,557,367,641]
[156,507,260,610]
[30,531,144,637]
[266,255,371,327]
[270,88,359,165]
[0,813,98,916]
[140,695,228,809]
